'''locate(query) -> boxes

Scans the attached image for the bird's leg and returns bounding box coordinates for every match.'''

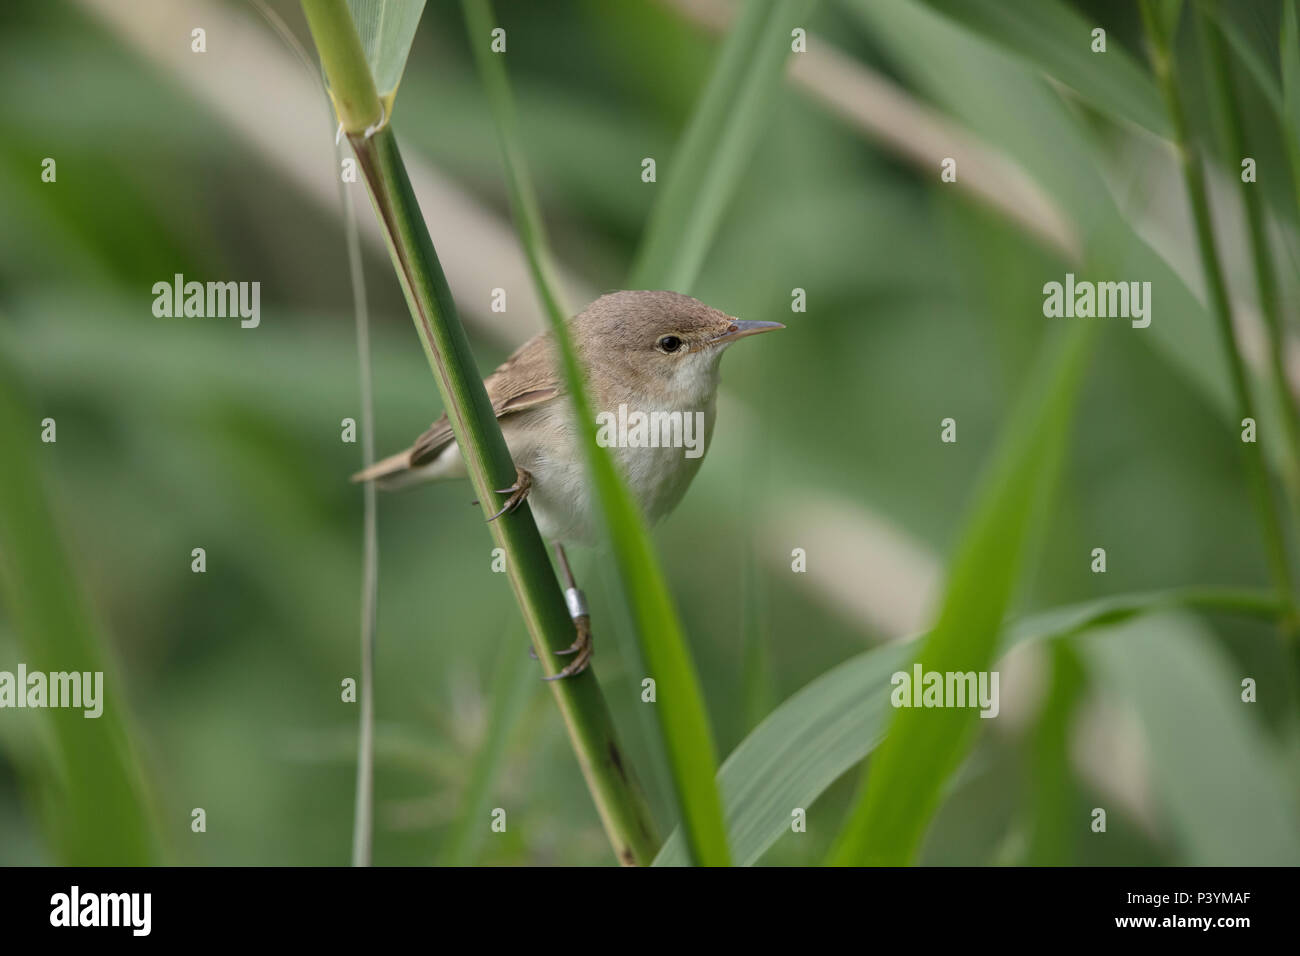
[485,465,532,522]
[540,542,594,680]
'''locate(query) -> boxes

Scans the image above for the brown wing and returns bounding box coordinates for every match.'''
[408,331,560,467]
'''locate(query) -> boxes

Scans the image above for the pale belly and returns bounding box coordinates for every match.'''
[423,396,717,545]
[502,400,715,545]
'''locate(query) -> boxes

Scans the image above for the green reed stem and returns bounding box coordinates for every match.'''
[1197,1,1300,521]
[460,0,731,866]
[1141,1,1298,635]
[300,0,659,866]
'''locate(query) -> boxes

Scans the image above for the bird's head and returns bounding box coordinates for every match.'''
[573,290,783,403]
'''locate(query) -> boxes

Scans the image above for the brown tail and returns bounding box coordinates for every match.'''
[351,449,414,484]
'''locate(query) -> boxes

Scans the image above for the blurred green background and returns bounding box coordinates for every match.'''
[1,0,1298,865]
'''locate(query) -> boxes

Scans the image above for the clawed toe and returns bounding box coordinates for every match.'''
[542,616,593,680]
[486,466,532,522]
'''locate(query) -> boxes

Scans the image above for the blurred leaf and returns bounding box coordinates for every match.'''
[915,0,1168,136]
[829,320,1096,865]
[1142,0,1298,630]
[1283,0,1300,217]
[1198,0,1300,226]
[1203,3,1284,117]
[462,0,729,864]
[1143,0,1186,45]
[739,536,773,731]
[846,0,1293,481]
[654,630,909,866]
[0,359,159,864]
[1024,641,1085,864]
[1196,2,1300,539]
[442,624,538,865]
[653,588,1278,865]
[1080,611,1300,864]
[629,0,814,292]
[346,0,428,105]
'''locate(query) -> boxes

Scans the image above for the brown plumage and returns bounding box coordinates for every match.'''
[352,290,782,544]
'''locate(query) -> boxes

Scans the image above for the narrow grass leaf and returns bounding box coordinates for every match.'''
[1197,3,1300,529]
[1141,0,1298,632]
[301,0,661,866]
[0,363,160,864]
[630,0,814,292]
[1023,641,1086,865]
[739,534,773,731]
[461,0,729,865]
[652,588,1279,865]
[346,0,427,106]
[341,160,380,867]
[443,622,538,865]
[1283,1,1300,218]
[1199,0,1300,222]
[1204,3,1285,117]
[828,319,1096,865]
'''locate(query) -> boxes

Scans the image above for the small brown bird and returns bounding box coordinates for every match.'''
[354,289,783,677]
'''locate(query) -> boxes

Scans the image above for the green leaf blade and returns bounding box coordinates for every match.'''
[1081,612,1300,864]
[630,0,814,292]
[345,0,427,102]
[0,365,161,865]
[914,0,1169,136]
[461,0,730,865]
[652,589,1278,866]
[829,320,1096,865]
[1283,0,1300,217]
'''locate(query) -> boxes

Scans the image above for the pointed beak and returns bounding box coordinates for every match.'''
[709,319,785,346]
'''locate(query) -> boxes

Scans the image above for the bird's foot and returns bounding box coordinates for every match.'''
[543,607,593,681]
[485,466,533,522]
[531,585,593,677]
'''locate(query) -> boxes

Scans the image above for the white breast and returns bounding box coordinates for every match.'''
[498,394,717,546]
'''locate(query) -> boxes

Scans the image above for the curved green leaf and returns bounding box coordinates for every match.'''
[1081,611,1300,864]
[652,588,1280,865]
[630,0,815,292]
[916,0,1169,136]
[0,361,160,864]
[826,319,1095,865]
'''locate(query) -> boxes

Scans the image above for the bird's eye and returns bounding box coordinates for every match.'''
[657,335,683,354]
